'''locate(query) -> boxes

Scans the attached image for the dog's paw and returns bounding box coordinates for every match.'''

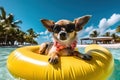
[81,54,92,60]
[48,56,59,64]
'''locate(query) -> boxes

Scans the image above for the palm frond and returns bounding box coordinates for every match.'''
[12,20,22,24]
[0,7,6,19]
[6,13,14,23]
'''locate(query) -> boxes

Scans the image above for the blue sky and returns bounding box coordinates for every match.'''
[0,0,120,44]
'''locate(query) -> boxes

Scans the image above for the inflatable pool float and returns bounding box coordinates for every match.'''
[7,44,114,80]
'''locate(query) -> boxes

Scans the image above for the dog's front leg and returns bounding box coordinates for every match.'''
[73,51,92,60]
[48,52,59,64]
[39,43,48,54]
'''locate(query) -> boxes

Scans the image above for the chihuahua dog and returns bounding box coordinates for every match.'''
[39,15,92,64]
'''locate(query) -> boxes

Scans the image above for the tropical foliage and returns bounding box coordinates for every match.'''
[89,27,120,43]
[0,7,39,46]
[89,30,99,37]
[116,25,120,33]
[102,32,111,37]
[115,25,120,42]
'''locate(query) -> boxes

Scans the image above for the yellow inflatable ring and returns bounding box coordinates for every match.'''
[7,44,114,80]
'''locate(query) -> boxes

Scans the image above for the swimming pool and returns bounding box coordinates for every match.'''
[0,47,120,80]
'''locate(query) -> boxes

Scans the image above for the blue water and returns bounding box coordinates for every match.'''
[0,48,15,80]
[0,47,120,80]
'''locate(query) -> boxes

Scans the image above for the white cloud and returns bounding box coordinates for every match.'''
[44,30,49,34]
[42,35,49,39]
[99,18,108,29]
[85,26,94,32]
[98,13,120,34]
[38,30,52,44]
[79,13,120,38]
[39,30,49,35]
[107,14,120,26]
[78,26,96,38]
[106,29,116,34]
[39,32,44,35]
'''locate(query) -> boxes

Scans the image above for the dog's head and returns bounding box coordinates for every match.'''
[41,15,91,43]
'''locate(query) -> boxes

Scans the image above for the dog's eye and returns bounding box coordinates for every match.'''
[66,24,75,33]
[53,25,61,33]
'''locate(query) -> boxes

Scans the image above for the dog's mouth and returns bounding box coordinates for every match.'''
[60,36,67,40]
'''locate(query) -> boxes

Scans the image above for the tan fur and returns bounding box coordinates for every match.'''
[55,20,73,25]
[40,15,92,64]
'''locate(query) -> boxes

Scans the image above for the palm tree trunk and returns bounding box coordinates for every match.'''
[5,35,8,45]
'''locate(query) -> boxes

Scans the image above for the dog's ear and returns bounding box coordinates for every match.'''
[73,15,91,31]
[41,19,55,32]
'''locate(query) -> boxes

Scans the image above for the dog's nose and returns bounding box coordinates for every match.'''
[59,31,67,40]
[60,32,66,37]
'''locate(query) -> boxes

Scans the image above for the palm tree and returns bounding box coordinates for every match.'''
[103,32,111,37]
[90,30,99,37]
[0,7,22,45]
[0,7,39,45]
[0,7,7,45]
[116,25,120,33]
[26,28,39,45]
[111,33,120,43]
[0,24,5,45]
[16,29,26,45]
